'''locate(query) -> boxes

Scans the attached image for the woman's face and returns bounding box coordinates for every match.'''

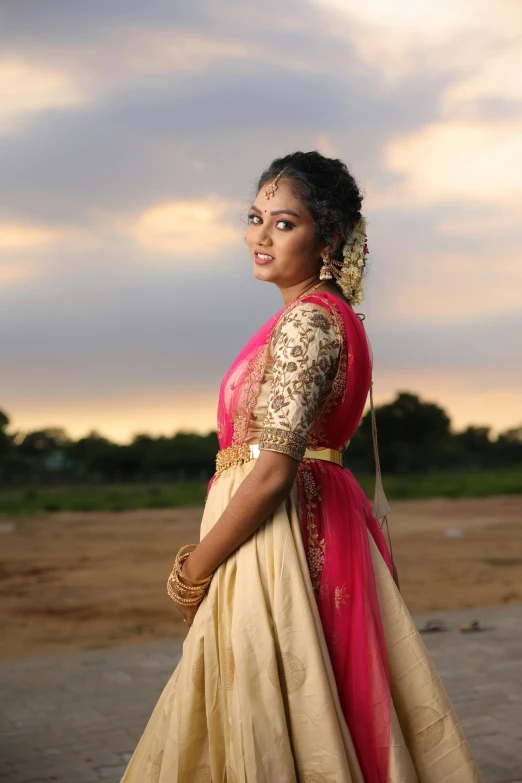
[246,178,326,288]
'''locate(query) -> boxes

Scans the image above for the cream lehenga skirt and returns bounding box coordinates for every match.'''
[120,460,483,782]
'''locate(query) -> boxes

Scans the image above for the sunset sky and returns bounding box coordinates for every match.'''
[1,0,521,442]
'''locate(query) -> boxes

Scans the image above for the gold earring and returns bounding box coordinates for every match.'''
[319,253,333,280]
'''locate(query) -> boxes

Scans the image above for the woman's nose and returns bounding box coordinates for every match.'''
[256,223,272,245]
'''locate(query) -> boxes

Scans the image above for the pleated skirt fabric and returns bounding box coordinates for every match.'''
[120,461,483,783]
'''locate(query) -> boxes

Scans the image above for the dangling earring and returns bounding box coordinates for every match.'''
[319,252,333,280]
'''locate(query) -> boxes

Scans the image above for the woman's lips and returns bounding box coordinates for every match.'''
[254,251,275,265]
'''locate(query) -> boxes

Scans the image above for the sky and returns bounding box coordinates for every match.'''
[1,0,521,442]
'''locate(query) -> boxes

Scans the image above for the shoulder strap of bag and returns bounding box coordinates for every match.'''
[356,310,395,567]
[370,379,394,563]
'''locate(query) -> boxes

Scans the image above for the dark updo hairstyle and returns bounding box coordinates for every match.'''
[256,150,363,264]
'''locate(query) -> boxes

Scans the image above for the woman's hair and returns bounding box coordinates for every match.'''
[256,151,363,262]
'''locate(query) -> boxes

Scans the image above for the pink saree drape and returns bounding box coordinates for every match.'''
[209,292,394,783]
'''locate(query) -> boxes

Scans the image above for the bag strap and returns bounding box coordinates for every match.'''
[370,379,394,563]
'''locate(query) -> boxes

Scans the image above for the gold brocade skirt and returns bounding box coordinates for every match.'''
[120,461,483,783]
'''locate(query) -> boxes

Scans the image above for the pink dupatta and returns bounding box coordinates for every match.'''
[210,292,394,783]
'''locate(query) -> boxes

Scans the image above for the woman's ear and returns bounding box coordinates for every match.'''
[330,232,343,255]
[322,232,342,258]
[319,232,343,260]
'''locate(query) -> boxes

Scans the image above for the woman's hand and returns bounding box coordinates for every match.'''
[176,602,199,628]
[171,559,206,628]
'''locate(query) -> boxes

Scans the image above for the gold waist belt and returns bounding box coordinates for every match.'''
[215,443,343,476]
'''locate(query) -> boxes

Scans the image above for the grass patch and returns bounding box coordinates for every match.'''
[481,557,522,567]
[355,468,522,500]
[119,624,152,635]
[1,468,521,515]
[0,481,207,516]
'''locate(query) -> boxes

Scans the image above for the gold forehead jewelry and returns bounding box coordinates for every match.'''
[263,168,286,199]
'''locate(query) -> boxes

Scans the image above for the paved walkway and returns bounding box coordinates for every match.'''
[1,605,521,783]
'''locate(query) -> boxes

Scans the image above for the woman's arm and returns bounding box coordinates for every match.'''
[178,302,340,622]
[182,450,299,583]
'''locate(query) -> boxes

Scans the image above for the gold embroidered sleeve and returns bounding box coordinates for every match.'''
[259,303,341,461]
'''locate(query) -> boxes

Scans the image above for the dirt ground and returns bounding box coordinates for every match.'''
[1,496,522,660]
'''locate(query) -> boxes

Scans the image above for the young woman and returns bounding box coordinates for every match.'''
[121,152,483,782]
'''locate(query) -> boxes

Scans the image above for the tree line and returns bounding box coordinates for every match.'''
[1,392,521,486]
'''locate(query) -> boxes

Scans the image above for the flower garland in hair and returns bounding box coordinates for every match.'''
[321,217,368,306]
[338,216,368,306]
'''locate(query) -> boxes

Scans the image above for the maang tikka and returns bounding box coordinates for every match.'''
[263,168,286,199]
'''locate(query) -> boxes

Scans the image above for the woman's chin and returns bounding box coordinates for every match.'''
[253,265,278,283]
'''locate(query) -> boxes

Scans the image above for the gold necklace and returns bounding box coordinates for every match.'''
[297,280,324,300]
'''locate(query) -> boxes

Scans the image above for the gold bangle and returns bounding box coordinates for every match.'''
[168,572,203,596]
[178,569,212,586]
[166,542,214,607]
[167,590,201,607]
[175,559,212,587]
[167,587,201,607]
[173,546,213,586]
[170,568,207,596]
[178,543,198,553]
[167,578,204,606]
[176,544,198,560]
[167,571,208,599]
[176,563,212,590]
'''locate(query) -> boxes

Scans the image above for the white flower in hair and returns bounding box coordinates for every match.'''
[338,216,368,306]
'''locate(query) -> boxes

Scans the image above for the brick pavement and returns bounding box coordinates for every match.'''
[1,605,521,783]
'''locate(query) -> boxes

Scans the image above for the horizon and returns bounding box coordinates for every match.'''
[4,384,520,446]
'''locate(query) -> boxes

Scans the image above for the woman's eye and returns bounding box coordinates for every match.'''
[275,219,294,230]
[248,214,262,225]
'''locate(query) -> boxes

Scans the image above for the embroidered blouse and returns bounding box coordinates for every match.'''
[249,301,342,461]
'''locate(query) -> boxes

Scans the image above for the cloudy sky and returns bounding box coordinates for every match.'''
[1,0,521,442]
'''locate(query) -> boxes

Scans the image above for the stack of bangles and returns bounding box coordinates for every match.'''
[166,544,213,607]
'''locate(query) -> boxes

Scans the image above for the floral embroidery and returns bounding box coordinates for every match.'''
[334,585,350,609]
[318,357,329,373]
[259,303,341,460]
[258,426,306,461]
[308,301,349,448]
[231,343,269,445]
[308,312,331,332]
[297,460,325,592]
[272,395,284,411]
